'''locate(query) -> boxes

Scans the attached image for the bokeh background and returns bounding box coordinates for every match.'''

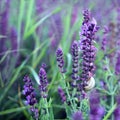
[0,0,120,119]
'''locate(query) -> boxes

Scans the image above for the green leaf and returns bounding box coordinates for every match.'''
[24,7,62,39]
[24,0,34,34]
[26,66,40,84]
[0,106,29,115]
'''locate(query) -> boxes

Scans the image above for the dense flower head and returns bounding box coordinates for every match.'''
[23,75,38,119]
[23,76,37,105]
[82,9,91,24]
[79,9,99,89]
[39,67,48,98]
[58,86,66,103]
[56,48,65,73]
[71,41,79,87]
[72,111,83,120]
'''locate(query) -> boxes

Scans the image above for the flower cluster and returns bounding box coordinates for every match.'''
[114,96,120,120]
[101,26,109,51]
[79,9,99,90]
[0,0,10,52]
[72,111,83,120]
[71,41,79,87]
[23,75,39,119]
[56,48,65,73]
[115,51,120,75]
[58,86,66,103]
[39,67,48,98]
[89,90,105,120]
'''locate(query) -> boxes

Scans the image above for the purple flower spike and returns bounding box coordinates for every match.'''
[39,67,48,98]
[101,26,109,51]
[10,27,18,52]
[71,41,79,87]
[79,9,99,90]
[58,86,66,103]
[56,48,65,73]
[72,111,83,120]
[23,76,37,105]
[23,75,39,119]
[115,51,120,75]
[0,0,10,52]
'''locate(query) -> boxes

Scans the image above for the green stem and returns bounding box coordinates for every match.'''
[61,74,75,111]
[103,103,117,120]
[44,98,49,120]
[111,94,114,120]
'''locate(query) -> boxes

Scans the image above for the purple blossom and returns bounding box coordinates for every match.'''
[36,0,44,14]
[71,7,78,25]
[0,0,10,52]
[23,75,39,119]
[89,90,105,120]
[56,48,65,73]
[89,90,100,105]
[58,86,66,103]
[114,106,120,120]
[39,67,48,98]
[72,111,83,120]
[9,27,18,53]
[79,9,99,90]
[101,26,109,51]
[90,105,105,116]
[71,41,79,87]
[115,51,120,75]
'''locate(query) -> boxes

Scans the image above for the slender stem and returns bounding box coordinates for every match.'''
[111,92,114,120]
[61,73,75,111]
[103,103,117,120]
[44,98,49,120]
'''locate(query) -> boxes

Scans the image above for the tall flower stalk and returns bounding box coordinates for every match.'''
[71,41,79,87]
[79,9,99,92]
[56,9,99,120]
[39,66,50,120]
[23,76,39,120]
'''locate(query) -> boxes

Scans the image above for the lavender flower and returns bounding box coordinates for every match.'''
[89,90,100,105]
[89,90,105,120]
[56,48,65,73]
[39,67,48,98]
[116,7,120,45]
[71,41,79,87]
[0,0,10,52]
[114,107,120,120]
[72,111,83,120]
[114,96,120,119]
[58,86,66,103]
[115,51,120,75]
[36,0,44,14]
[9,27,18,52]
[23,75,39,119]
[101,26,109,51]
[79,9,99,90]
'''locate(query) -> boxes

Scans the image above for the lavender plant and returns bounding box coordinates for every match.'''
[2,1,120,119]
[23,76,39,120]
[23,66,53,120]
[56,9,99,120]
